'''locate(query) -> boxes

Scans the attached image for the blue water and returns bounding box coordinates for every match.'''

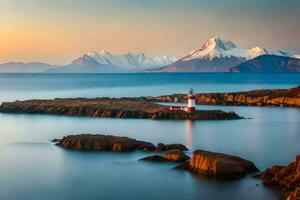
[0,73,299,200]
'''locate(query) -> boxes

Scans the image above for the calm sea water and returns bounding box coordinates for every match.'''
[0,73,300,200]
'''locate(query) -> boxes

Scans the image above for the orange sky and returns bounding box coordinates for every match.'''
[0,0,299,64]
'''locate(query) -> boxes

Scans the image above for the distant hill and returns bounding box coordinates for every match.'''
[45,55,122,73]
[230,55,300,73]
[0,62,55,72]
[0,52,177,73]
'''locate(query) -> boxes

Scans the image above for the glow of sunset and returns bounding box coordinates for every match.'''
[0,0,299,64]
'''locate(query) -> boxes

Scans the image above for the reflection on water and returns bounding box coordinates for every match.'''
[185,120,194,148]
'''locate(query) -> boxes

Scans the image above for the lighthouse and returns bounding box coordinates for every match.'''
[169,88,197,113]
[187,88,196,113]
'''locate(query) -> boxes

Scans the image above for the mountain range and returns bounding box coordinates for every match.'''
[0,36,299,73]
[46,51,177,73]
[157,36,299,72]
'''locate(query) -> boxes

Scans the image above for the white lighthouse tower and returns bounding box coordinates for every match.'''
[187,88,196,113]
[169,88,197,113]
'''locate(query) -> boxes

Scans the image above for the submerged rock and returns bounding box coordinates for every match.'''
[140,155,169,162]
[176,150,259,178]
[155,143,188,152]
[156,143,166,152]
[162,150,190,162]
[140,150,190,162]
[259,155,300,200]
[137,141,157,152]
[165,144,188,151]
[51,138,60,143]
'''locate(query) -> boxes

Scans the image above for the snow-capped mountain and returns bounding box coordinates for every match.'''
[159,36,293,72]
[181,36,268,61]
[293,54,300,59]
[45,52,177,73]
[45,55,121,73]
[1,36,298,73]
[87,51,177,70]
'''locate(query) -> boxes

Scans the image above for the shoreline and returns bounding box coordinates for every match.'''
[135,85,300,108]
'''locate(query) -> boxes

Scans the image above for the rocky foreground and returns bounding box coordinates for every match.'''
[139,86,300,107]
[176,150,259,178]
[260,156,300,200]
[55,134,258,179]
[0,98,241,120]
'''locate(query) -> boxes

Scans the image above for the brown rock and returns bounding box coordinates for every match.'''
[165,144,188,151]
[112,143,122,152]
[155,143,189,152]
[162,150,190,162]
[174,161,190,170]
[176,150,259,178]
[287,187,300,200]
[156,143,166,152]
[260,155,300,200]
[140,150,190,163]
[0,98,243,120]
[136,141,156,152]
[57,134,155,152]
[51,138,60,143]
[139,155,169,162]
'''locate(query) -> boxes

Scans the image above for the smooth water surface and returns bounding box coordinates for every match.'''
[0,73,299,200]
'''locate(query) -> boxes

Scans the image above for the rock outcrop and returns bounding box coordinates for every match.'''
[0,98,242,120]
[51,138,60,143]
[162,150,190,162]
[176,150,259,178]
[56,134,188,154]
[57,134,156,152]
[155,143,188,152]
[140,150,190,162]
[140,155,170,162]
[260,155,300,200]
[140,86,300,107]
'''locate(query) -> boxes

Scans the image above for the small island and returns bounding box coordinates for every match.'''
[53,134,189,152]
[138,86,300,107]
[0,97,242,120]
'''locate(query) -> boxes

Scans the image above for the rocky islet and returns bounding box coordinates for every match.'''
[259,156,300,200]
[0,98,242,120]
[141,85,300,107]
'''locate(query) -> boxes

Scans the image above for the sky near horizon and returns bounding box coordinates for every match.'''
[0,0,299,64]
